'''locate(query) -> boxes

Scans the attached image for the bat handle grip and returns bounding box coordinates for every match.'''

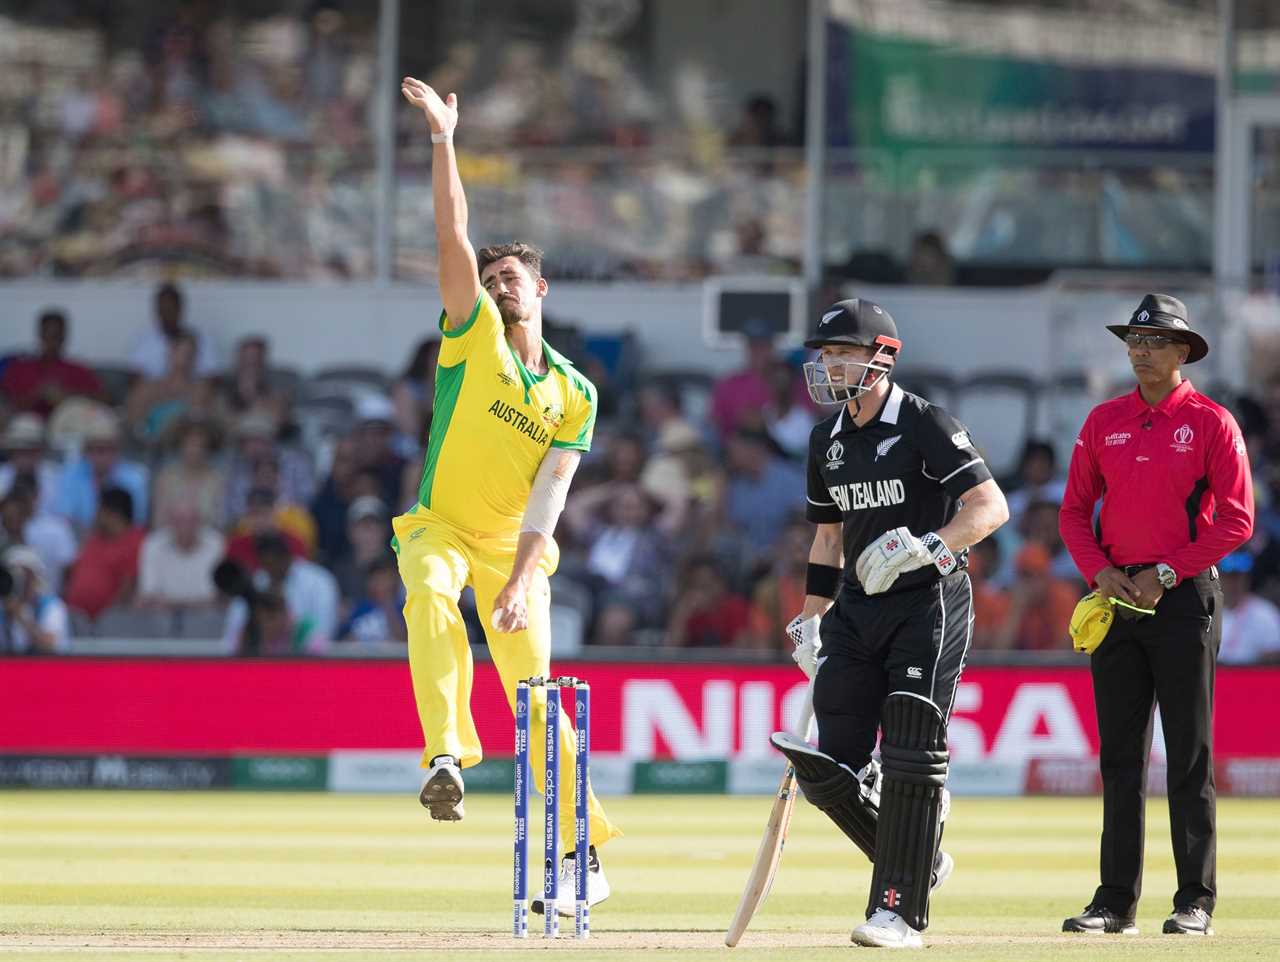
[794,678,816,742]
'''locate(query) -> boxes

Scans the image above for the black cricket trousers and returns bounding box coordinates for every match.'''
[1090,567,1222,916]
[813,571,974,772]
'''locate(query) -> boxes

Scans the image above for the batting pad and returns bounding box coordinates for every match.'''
[867,694,948,932]
[770,732,877,861]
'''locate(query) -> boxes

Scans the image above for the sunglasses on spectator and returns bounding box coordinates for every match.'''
[1124,333,1183,349]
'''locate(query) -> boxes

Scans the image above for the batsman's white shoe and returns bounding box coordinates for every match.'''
[530,847,610,917]
[851,909,923,949]
[419,758,464,821]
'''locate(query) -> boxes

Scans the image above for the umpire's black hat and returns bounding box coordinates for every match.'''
[1105,293,1208,364]
[804,298,901,351]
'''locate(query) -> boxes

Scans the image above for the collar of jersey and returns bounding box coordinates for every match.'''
[508,339,575,403]
[1126,378,1193,421]
[830,381,902,437]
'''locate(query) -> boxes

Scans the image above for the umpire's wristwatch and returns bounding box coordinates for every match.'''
[1155,563,1178,590]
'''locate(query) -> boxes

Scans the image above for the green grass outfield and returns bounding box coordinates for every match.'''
[1,791,1277,961]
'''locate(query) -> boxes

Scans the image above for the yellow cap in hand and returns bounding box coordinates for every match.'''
[1069,591,1115,654]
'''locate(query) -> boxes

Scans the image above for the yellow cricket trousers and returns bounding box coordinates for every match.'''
[392,505,621,849]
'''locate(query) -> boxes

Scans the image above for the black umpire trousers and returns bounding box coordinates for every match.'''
[1090,567,1222,917]
[814,572,974,771]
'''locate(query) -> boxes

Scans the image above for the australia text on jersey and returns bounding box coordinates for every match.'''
[487,399,551,446]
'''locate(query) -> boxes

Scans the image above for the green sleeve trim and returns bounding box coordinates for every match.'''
[439,295,484,338]
[567,372,597,448]
[551,439,592,452]
[417,360,467,508]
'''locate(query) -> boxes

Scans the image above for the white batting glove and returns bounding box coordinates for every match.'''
[855,528,956,595]
[785,614,822,679]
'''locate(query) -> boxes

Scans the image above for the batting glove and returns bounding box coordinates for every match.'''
[785,613,822,679]
[855,528,956,595]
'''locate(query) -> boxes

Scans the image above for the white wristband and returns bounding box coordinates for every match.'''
[431,130,453,143]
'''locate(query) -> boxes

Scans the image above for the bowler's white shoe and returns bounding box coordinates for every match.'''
[419,757,464,821]
[530,848,610,917]
[851,909,923,948]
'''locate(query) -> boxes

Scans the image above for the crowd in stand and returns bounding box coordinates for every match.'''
[3,286,1280,663]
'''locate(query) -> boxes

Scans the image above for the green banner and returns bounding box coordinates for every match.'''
[834,25,1214,155]
[231,756,328,791]
[463,758,516,793]
[632,760,728,794]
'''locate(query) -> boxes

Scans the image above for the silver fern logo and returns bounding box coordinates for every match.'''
[875,435,902,461]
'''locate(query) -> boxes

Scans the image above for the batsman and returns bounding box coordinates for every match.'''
[773,299,1008,948]
[393,76,620,916]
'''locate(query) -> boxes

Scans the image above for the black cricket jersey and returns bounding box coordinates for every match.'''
[805,382,993,595]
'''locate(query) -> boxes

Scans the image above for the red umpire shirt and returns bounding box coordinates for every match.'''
[1059,379,1253,585]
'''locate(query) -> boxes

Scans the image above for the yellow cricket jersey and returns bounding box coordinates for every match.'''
[410,292,597,535]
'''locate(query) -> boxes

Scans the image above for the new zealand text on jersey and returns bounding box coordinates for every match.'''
[829,478,907,512]
[488,399,551,446]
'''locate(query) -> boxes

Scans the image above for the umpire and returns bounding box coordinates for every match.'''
[1059,294,1254,937]
[772,299,1008,948]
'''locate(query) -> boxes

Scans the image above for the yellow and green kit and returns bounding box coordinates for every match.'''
[392,291,619,847]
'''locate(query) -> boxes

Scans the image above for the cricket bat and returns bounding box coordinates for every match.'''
[724,682,815,947]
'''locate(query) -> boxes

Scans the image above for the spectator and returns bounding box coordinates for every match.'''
[338,554,407,644]
[0,546,70,654]
[728,93,786,147]
[991,543,1079,651]
[721,427,805,566]
[124,329,215,446]
[710,318,812,440]
[391,337,440,453]
[905,230,956,287]
[51,408,149,533]
[351,393,408,509]
[1218,551,1280,665]
[577,431,647,491]
[312,438,383,566]
[0,414,61,515]
[217,335,289,430]
[239,590,297,656]
[243,457,319,555]
[760,358,816,458]
[967,537,1011,650]
[716,219,795,276]
[223,410,314,524]
[0,487,32,555]
[744,517,809,654]
[137,501,225,610]
[667,555,752,648]
[332,495,391,600]
[225,488,309,570]
[0,309,103,417]
[152,416,226,531]
[63,487,145,621]
[562,483,670,645]
[0,480,75,594]
[129,283,220,379]
[1003,439,1067,530]
[638,420,707,539]
[636,380,697,445]
[1016,498,1079,584]
[223,532,338,651]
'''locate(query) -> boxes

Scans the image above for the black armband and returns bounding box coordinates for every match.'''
[805,562,841,599]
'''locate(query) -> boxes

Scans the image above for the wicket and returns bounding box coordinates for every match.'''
[513,675,591,940]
